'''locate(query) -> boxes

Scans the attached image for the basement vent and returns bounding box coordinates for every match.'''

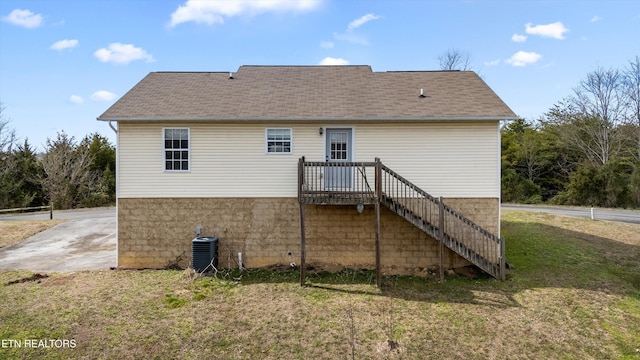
[192,236,218,272]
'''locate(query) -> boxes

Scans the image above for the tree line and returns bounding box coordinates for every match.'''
[501,56,640,208]
[0,104,115,210]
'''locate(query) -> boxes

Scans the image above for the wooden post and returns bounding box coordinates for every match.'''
[299,202,306,286]
[438,196,445,282]
[374,158,382,288]
[49,203,53,220]
[298,157,307,286]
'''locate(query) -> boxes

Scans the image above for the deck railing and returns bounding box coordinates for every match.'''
[298,159,378,205]
[298,157,506,280]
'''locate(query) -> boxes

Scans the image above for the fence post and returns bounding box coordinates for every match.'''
[50,203,53,220]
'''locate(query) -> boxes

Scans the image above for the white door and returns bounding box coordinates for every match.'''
[325,128,352,189]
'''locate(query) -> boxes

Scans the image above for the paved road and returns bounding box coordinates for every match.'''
[502,204,640,224]
[0,207,116,271]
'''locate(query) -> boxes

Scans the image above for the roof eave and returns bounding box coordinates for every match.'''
[97,115,517,122]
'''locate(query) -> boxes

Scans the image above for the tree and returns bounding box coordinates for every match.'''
[545,66,626,168]
[78,133,116,207]
[40,132,96,209]
[501,118,544,203]
[0,103,16,154]
[437,48,471,71]
[0,139,45,208]
[621,56,640,206]
[500,56,640,208]
[0,103,18,208]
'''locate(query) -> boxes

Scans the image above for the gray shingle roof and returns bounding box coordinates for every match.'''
[97,65,516,121]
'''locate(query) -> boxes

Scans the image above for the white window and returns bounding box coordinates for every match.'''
[164,128,190,171]
[266,128,292,154]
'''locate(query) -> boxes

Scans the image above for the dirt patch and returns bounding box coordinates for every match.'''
[453,265,485,279]
[5,273,49,286]
[42,273,76,287]
[375,339,404,358]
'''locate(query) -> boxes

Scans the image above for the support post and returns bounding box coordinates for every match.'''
[298,157,307,286]
[374,158,382,288]
[438,196,445,282]
[299,202,306,286]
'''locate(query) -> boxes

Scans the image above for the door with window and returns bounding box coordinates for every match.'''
[325,128,353,189]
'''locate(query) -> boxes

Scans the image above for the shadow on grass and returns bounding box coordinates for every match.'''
[213,217,639,308]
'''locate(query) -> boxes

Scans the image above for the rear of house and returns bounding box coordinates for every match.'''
[98,65,516,277]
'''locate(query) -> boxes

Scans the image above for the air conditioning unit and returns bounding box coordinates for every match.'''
[192,236,218,272]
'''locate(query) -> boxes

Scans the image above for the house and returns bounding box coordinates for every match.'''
[97,65,516,280]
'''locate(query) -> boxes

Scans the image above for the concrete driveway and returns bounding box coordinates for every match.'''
[0,207,116,271]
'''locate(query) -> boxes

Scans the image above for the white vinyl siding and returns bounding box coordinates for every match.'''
[355,122,499,197]
[117,121,499,198]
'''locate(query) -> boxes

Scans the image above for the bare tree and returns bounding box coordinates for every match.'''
[40,131,96,209]
[546,67,625,167]
[0,103,16,154]
[521,127,543,182]
[0,103,17,187]
[573,66,625,125]
[622,56,640,161]
[438,48,472,71]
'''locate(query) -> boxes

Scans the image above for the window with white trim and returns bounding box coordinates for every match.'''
[164,128,189,171]
[266,128,292,154]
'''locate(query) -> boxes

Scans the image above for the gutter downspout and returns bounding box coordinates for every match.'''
[109,120,119,269]
[108,120,118,134]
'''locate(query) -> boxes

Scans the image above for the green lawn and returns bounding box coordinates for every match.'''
[0,210,638,359]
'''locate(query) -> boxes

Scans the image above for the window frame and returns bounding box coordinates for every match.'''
[265,128,293,155]
[163,127,191,172]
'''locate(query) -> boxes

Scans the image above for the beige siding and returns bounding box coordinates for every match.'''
[355,122,499,197]
[117,121,498,198]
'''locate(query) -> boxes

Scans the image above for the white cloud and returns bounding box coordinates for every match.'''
[2,9,43,29]
[50,39,79,51]
[506,51,542,67]
[330,13,381,46]
[69,95,84,104]
[318,57,349,65]
[512,34,527,42]
[525,22,569,39]
[90,91,117,101]
[94,43,155,65]
[169,0,322,27]
[320,41,334,49]
[347,13,381,31]
[484,59,501,67]
[590,15,602,22]
[333,31,368,45]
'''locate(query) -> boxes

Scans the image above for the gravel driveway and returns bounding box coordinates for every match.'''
[0,207,116,271]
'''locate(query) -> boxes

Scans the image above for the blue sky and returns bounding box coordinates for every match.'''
[1,0,638,150]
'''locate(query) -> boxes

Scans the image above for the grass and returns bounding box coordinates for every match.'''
[0,219,65,248]
[0,210,638,359]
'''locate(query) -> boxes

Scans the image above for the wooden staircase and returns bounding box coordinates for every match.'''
[298,157,506,285]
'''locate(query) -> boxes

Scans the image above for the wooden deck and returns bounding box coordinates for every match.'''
[297,157,506,286]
